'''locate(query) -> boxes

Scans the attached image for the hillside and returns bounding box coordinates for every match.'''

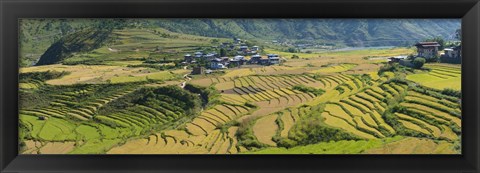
[35,28,225,66]
[19,19,130,66]
[36,30,112,65]
[152,19,460,46]
[21,19,460,66]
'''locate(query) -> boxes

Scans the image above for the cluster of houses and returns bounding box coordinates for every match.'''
[388,41,462,65]
[216,38,261,55]
[183,38,284,74]
[184,52,282,72]
[413,41,461,61]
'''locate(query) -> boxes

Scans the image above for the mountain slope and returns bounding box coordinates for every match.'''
[152,19,460,46]
[36,30,112,65]
[22,18,461,66]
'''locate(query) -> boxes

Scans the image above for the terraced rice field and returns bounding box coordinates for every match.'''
[308,63,357,73]
[186,104,250,136]
[19,62,461,154]
[19,30,460,155]
[396,90,461,140]
[21,86,135,121]
[249,136,405,154]
[109,127,242,154]
[22,140,76,154]
[217,75,321,104]
[252,114,279,146]
[406,63,461,90]
[364,137,456,154]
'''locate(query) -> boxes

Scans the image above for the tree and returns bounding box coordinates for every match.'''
[426,55,439,63]
[287,47,298,53]
[211,39,219,44]
[220,48,226,57]
[412,57,426,69]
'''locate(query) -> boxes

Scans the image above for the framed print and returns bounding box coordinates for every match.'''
[1,0,479,172]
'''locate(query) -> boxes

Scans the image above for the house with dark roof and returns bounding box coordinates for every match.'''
[234,38,242,44]
[194,52,203,58]
[415,42,440,59]
[268,56,280,65]
[191,66,205,75]
[442,45,461,59]
[239,45,248,52]
[248,54,281,65]
[210,57,229,69]
[248,54,262,64]
[183,54,193,63]
[205,53,217,61]
[267,54,280,65]
[388,55,408,64]
[440,45,462,64]
[230,55,246,67]
[259,57,270,65]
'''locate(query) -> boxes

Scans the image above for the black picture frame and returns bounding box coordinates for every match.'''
[1,0,479,172]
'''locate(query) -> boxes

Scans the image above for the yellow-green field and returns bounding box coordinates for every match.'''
[19,27,461,155]
[406,63,461,90]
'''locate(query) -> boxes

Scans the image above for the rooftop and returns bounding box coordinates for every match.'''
[212,58,222,62]
[269,56,280,60]
[415,42,441,47]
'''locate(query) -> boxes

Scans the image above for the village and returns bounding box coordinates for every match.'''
[387,41,461,67]
[184,37,462,75]
[181,38,286,74]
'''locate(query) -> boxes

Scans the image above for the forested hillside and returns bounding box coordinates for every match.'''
[152,19,460,46]
[35,30,112,65]
[19,19,130,66]
[20,18,460,66]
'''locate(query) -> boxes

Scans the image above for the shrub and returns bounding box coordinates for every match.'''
[236,118,268,150]
[184,83,219,107]
[335,86,345,94]
[244,102,258,109]
[289,121,360,145]
[274,137,298,148]
[441,88,461,98]
[19,70,70,83]
[410,86,460,103]
[425,56,439,63]
[378,63,399,75]
[412,57,426,69]
[287,47,298,53]
[292,85,325,96]
[287,104,359,145]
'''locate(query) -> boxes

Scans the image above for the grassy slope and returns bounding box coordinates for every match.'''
[247,136,404,154]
